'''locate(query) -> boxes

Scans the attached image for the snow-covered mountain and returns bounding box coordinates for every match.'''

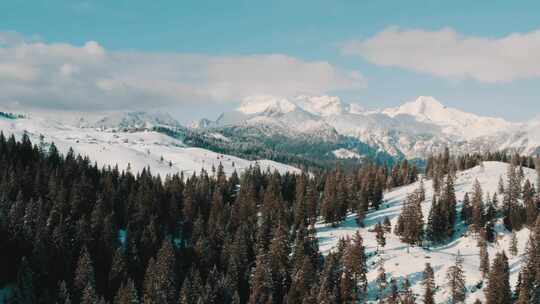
[382,96,513,139]
[0,113,300,176]
[196,95,540,159]
[82,111,184,131]
[317,161,535,303]
[216,95,340,142]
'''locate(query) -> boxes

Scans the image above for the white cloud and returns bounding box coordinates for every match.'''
[0,32,365,111]
[343,27,540,83]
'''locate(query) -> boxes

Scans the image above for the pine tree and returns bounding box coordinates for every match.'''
[401,278,415,304]
[56,281,71,304]
[503,163,524,231]
[446,252,466,304]
[516,265,532,304]
[509,231,518,256]
[374,222,386,252]
[142,258,157,304]
[471,180,485,233]
[498,176,505,195]
[479,240,490,278]
[80,283,98,304]
[321,174,339,226]
[74,247,95,302]
[154,239,177,303]
[422,263,435,304]
[485,251,511,304]
[109,247,128,299]
[442,175,458,238]
[11,257,35,304]
[375,257,386,301]
[395,192,424,247]
[383,216,392,233]
[522,179,538,226]
[268,224,290,303]
[114,278,139,304]
[342,231,368,296]
[387,278,399,304]
[248,251,273,304]
[461,192,472,225]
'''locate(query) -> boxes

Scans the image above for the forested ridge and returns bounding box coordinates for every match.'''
[0,132,416,304]
[2,132,539,304]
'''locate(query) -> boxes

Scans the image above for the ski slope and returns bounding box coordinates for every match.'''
[0,115,300,177]
[316,162,535,303]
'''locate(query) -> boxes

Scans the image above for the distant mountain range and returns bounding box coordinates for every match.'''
[194,95,540,160]
[2,95,538,173]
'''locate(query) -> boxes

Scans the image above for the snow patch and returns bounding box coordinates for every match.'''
[332,148,362,159]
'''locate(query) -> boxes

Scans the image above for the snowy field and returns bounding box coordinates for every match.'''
[316,162,535,303]
[0,115,300,177]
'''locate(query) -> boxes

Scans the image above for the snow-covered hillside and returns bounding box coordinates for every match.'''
[0,114,300,177]
[316,162,535,303]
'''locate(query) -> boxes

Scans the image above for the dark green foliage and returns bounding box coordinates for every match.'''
[156,126,397,171]
[0,134,405,304]
[485,251,511,304]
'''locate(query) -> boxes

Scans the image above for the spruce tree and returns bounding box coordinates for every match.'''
[343,231,368,295]
[478,240,490,279]
[446,251,466,304]
[485,251,511,304]
[74,247,96,302]
[396,192,424,247]
[154,239,177,303]
[375,222,386,252]
[114,278,139,304]
[461,192,472,225]
[248,251,273,304]
[56,281,71,304]
[80,283,98,304]
[471,180,485,233]
[383,216,392,233]
[387,278,399,304]
[422,263,435,304]
[516,265,532,304]
[375,257,386,301]
[509,231,518,256]
[12,257,35,304]
[401,278,415,304]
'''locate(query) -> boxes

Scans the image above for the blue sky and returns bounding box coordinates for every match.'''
[1,0,540,121]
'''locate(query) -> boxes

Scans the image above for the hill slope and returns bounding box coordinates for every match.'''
[316,161,535,303]
[0,114,300,177]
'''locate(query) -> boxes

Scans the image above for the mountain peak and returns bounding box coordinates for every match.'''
[90,111,181,130]
[412,96,444,109]
[383,96,447,119]
[294,95,346,116]
[401,96,446,116]
[237,96,297,115]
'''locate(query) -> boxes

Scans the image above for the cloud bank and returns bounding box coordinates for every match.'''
[0,32,365,111]
[343,27,540,83]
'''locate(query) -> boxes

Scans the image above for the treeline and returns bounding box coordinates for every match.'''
[426,148,539,178]
[0,112,24,120]
[0,132,418,304]
[155,126,397,171]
